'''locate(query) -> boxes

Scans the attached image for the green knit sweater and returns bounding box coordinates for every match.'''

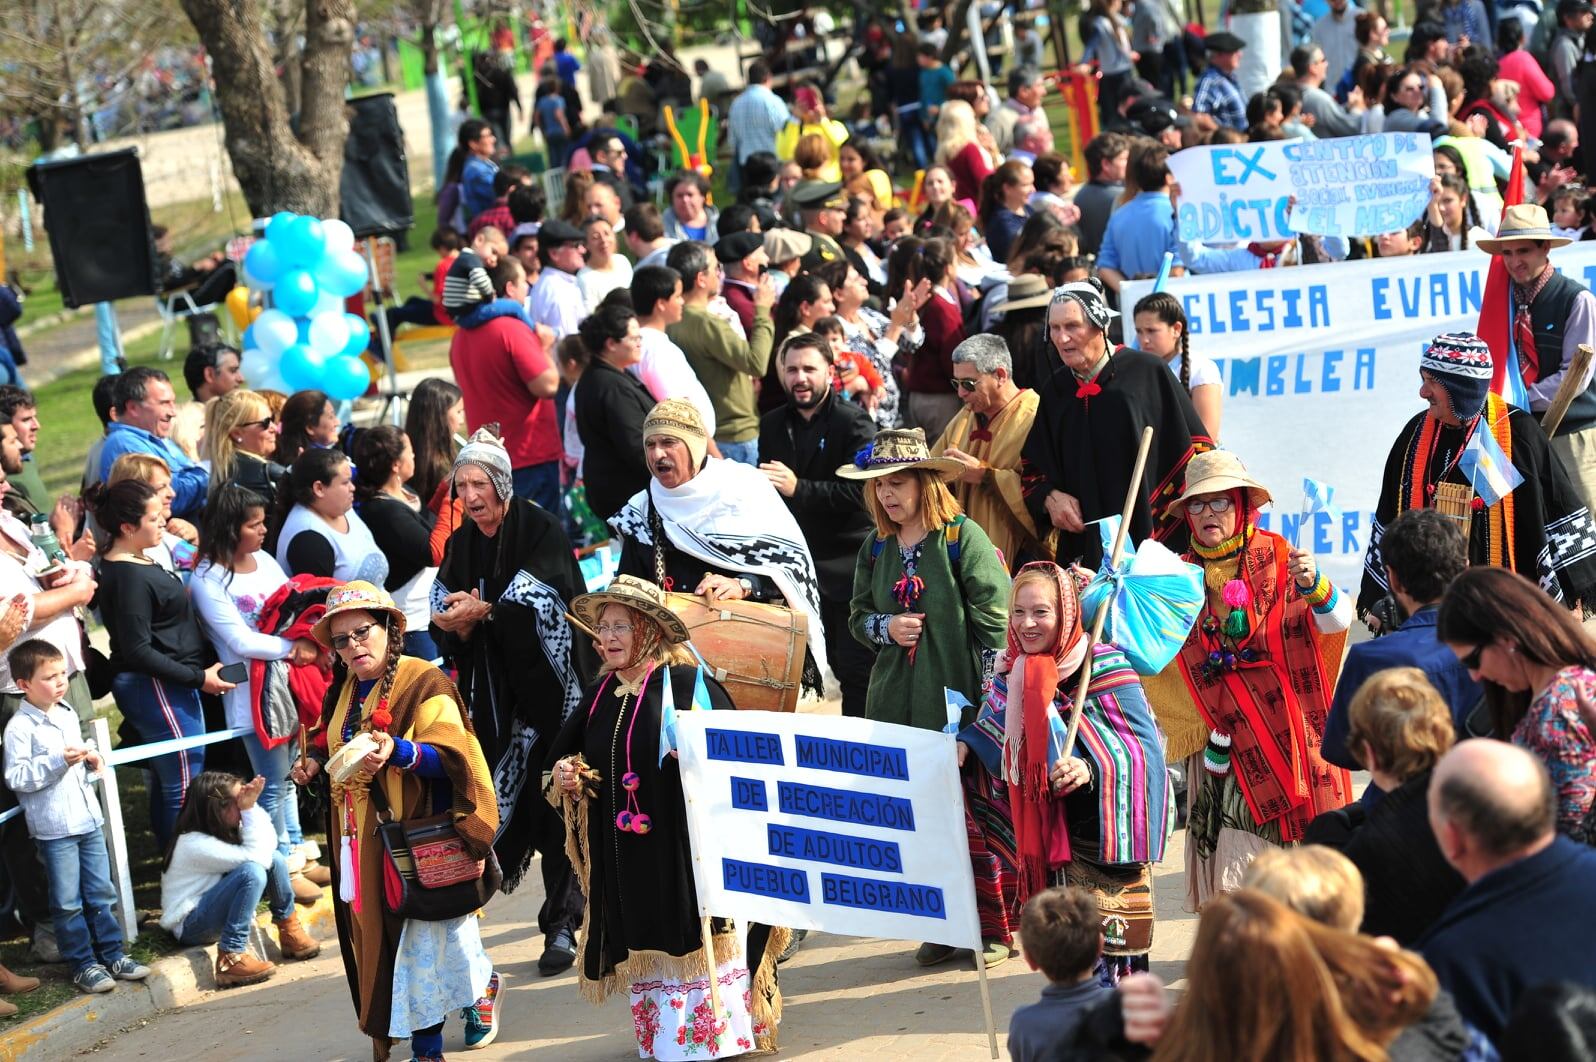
[667,304,774,443]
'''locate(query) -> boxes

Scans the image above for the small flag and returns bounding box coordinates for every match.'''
[1302,477,1341,518]
[1152,251,1174,293]
[1459,421,1524,506]
[943,688,972,735]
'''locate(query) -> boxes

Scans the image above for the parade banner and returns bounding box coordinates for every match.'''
[1122,243,1596,591]
[1168,133,1434,243]
[676,709,981,952]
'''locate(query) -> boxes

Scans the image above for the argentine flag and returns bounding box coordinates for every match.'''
[1459,420,1525,507]
[1303,477,1341,518]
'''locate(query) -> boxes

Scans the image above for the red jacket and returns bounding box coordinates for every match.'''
[248,575,337,750]
[905,289,966,395]
[722,279,757,335]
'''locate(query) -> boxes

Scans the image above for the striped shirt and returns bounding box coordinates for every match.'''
[727,84,791,164]
[1193,68,1247,130]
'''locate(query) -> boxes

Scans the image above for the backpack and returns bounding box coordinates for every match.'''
[869,513,965,569]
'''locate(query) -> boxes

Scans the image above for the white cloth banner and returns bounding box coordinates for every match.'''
[676,710,981,952]
[1168,133,1435,243]
[1123,243,1596,591]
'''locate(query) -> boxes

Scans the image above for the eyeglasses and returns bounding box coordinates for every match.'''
[595,623,634,636]
[1185,496,1234,515]
[1459,644,1484,670]
[241,418,275,431]
[949,377,981,393]
[330,622,381,651]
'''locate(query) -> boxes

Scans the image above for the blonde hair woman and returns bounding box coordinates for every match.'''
[1303,667,1465,944]
[204,389,284,507]
[105,452,198,566]
[934,99,995,203]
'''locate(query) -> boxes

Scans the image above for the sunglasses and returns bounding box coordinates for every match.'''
[330,622,381,651]
[1460,644,1484,670]
[1186,496,1234,515]
[241,418,275,431]
[949,377,981,393]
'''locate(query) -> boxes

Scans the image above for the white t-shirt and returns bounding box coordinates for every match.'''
[275,505,389,587]
[1166,351,1223,391]
[634,328,718,436]
[190,553,295,732]
[579,258,634,313]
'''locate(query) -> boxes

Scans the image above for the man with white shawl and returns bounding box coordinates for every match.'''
[610,399,830,694]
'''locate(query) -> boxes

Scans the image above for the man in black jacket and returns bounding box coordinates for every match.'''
[758,332,878,716]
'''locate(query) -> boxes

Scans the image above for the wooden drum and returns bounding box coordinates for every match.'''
[664,592,809,712]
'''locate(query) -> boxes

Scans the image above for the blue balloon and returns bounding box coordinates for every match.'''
[264,211,296,245]
[317,249,370,299]
[242,240,282,290]
[274,216,327,269]
[322,355,372,401]
[273,269,319,317]
[279,343,327,393]
[241,323,255,350]
[340,313,372,358]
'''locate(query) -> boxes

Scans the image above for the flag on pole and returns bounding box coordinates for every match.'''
[1152,251,1175,293]
[1302,477,1340,517]
[1459,421,1525,506]
[1474,148,1533,409]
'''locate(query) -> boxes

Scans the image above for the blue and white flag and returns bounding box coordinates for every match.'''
[1302,477,1341,518]
[1459,420,1524,506]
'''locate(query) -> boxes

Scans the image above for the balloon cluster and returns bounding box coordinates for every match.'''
[238,213,374,401]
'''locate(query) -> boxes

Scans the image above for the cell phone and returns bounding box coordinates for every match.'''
[217,662,249,684]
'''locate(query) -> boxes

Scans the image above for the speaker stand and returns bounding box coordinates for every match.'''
[360,237,408,426]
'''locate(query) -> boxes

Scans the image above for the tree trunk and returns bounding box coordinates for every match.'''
[179,0,353,217]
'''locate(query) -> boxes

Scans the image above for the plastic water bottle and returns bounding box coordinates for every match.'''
[28,513,65,566]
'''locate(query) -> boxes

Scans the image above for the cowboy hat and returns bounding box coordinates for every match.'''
[572,574,691,644]
[311,581,407,649]
[1475,203,1574,253]
[999,274,1054,313]
[835,427,966,480]
[1164,450,1273,515]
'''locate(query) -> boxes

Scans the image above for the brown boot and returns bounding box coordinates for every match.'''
[215,950,276,989]
[301,861,332,887]
[274,915,321,961]
[0,962,40,994]
[290,873,322,905]
[0,997,15,1018]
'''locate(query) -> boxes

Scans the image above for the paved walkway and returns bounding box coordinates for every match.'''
[81,827,1195,1061]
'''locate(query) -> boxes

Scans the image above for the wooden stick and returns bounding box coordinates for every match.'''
[973,948,1000,1059]
[700,916,723,1033]
[1541,344,1594,438]
[1061,426,1155,761]
[565,610,598,640]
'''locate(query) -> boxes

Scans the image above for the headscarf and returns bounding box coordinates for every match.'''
[1419,331,1493,424]
[1001,561,1088,897]
[453,424,514,500]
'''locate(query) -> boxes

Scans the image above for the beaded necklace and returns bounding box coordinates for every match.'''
[1189,510,1262,680]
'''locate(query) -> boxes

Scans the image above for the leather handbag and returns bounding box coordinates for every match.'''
[368,780,501,921]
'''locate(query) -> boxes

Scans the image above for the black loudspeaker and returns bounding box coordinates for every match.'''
[341,93,414,238]
[26,149,157,308]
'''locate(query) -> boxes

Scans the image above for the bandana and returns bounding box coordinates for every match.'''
[1419,331,1493,423]
[642,398,709,471]
[453,425,514,500]
[1049,281,1118,334]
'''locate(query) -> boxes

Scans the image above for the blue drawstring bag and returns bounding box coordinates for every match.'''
[1080,517,1205,676]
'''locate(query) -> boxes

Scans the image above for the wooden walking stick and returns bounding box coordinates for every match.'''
[1060,426,1155,760]
[1541,344,1594,438]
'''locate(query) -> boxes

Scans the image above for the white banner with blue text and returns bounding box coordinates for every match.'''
[1167,133,1435,243]
[1122,243,1596,591]
[676,709,981,952]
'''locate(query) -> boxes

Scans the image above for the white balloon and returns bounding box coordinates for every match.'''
[307,311,349,356]
[321,218,356,257]
[313,291,345,317]
[240,346,275,384]
[253,309,298,358]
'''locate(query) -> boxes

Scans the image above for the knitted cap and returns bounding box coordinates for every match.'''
[453,424,514,500]
[1420,332,1493,422]
[643,399,709,471]
[1050,279,1119,333]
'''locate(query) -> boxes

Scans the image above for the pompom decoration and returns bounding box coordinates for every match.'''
[1221,579,1251,609]
[1470,497,1485,512]
[616,810,633,831]
[632,814,652,835]
[621,771,640,792]
[370,707,393,732]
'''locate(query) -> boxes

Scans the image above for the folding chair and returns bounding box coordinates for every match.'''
[155,288,221,361]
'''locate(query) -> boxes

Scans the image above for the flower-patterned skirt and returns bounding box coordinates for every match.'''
[628,950,764,1059]
[387,914,494,1038]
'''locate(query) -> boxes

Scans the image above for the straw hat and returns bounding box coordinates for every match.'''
[572,574,690,644]
[835,428,966,480]
[311,581,407,649]
[1475,203,1573,253]
[999,274,1054,313]
[1164,450,1273,514]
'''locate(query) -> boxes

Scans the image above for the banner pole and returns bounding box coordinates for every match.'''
[973,951,999,1059]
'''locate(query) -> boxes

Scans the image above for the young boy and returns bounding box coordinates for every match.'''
[1008,886,1111,1062]
[2,640,149,994]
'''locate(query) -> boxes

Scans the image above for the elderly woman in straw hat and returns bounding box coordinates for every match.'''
[843,427,1011,731]
[546,575,788,1059]
[290,581,499,1061]
[1140,451,1354,912]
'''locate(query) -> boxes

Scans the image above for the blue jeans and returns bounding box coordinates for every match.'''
[112,672,205,849]
[39,830,125,975]
[404,628,441,663]
[513,461,561,513]
[718,439,759,466]
[175,856,294,955]
[242,734,302,855]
